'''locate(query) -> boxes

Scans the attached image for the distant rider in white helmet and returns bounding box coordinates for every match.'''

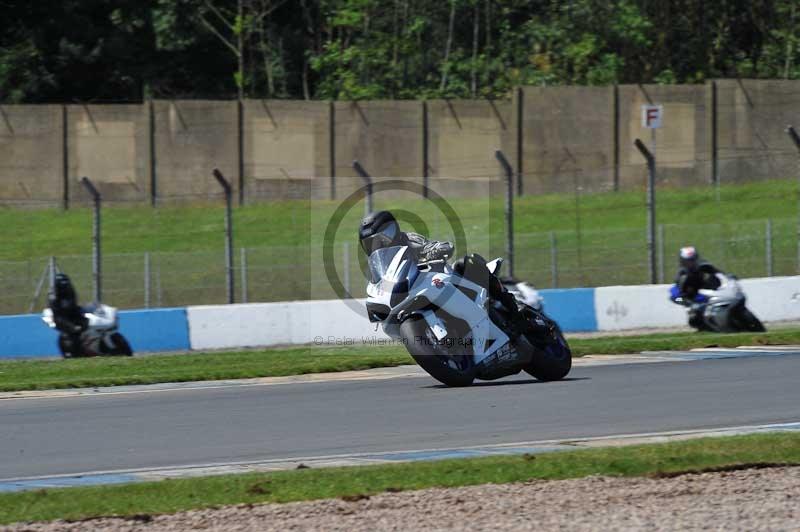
[670,246,722,330]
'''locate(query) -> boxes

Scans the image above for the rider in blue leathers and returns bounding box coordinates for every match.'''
[670,246,722,330]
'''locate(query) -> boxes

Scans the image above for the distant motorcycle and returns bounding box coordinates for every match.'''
[365,245,571,387]
[670,273,765,333]
[42,304,133,358]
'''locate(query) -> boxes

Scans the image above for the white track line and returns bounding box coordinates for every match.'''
[2,421,799,491]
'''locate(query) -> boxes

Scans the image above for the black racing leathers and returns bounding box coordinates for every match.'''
[400,232,538,339]
[48,295,87,355]
[674,262,722,330]
[675,262,722,302]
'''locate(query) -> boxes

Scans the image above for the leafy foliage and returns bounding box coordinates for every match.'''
[1,0,799,102]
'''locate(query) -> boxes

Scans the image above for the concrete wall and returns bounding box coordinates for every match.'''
[244,99,329,200]
[715,79,800,183]
[428,99,512,171]
[618,84,710,189]
[67,104,149,205]
[0,105,63,206]
[521,86,614,194]
[4,275,800,357]
[332,100,423,199]
[153,100,239,202]
[187,299,383,350]
[2,80,800,206]
[594,275,800,331]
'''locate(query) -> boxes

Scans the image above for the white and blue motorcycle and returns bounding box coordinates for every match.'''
[42,304,132,358]
[365,246,571,387]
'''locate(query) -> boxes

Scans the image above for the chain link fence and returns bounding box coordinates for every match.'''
[4,216,797,316]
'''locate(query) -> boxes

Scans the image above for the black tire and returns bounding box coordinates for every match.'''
[400,316,474,387]
[524,323,572,381]
[58,334,80,358]
[109,333,134,356]
[735,307,766,333]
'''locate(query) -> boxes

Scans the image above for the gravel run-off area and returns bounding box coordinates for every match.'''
[8,465,800,531]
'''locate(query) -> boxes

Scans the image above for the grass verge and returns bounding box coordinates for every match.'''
[1,432,798,525]
[0,347,413,392]
[1,328,799,392]
[567,327,800,356]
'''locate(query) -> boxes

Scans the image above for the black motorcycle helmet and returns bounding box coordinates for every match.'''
[679,246,700,272]
[53,273,77,304]
[359,210,401,255]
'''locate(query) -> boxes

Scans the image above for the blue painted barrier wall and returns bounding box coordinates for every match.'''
[0,308,190,359]
[0,314,62,359]
[0,289,599,358]
[118,309,190,353]
[538,288,598,332]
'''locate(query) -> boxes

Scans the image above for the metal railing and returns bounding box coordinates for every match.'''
[4,217,796,316]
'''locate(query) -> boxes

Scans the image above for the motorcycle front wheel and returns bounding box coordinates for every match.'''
[733,307,766,333]
[400,316,475,387]
[58,333,81,358]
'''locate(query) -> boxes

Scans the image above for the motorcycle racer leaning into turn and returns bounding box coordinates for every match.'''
[47,273,88,353]
[670,246,723,329]
[358,210,537,339]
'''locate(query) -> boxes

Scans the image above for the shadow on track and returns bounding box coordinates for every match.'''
[425,377,590,389]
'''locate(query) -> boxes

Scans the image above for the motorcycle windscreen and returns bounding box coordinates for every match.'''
[367,246,419,305]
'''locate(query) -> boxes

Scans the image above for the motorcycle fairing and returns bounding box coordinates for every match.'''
[366,246,511,366]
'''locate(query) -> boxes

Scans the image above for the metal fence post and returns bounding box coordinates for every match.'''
[148,99,157,206]
[634,139,657,284]
[213,168,235,304]
[329,100,336,200]
[658,223,665,283]
[352,160,373,215]
[343,241,351,295]
[156,260,163,308]
[80,177,102,302]
[237,99,245,205]
[144,252,151,308]
[62,105,69,210]
[786,126,800,273]
[766,219,773,277]
[28,260,52,313]
[422,100,429,198]
[516,87,524,196]
[711,80,718,188]
[549,231,558,288]
[49,256,57,288]
[495,150,514,278]
[240,247,248,303]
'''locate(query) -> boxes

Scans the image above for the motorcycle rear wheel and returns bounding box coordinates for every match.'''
[109,333,134,356]
[400,316,474,387]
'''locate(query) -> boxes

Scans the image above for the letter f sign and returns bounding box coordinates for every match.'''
[642,105,663,129]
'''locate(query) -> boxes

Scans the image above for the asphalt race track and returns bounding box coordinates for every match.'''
[1,350,800,484]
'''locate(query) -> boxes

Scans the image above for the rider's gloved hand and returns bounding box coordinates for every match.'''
[421,241,454,262]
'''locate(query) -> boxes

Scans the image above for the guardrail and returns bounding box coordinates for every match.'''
[4,276,800,358]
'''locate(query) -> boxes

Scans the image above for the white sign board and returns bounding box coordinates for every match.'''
[641,105,663,129]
